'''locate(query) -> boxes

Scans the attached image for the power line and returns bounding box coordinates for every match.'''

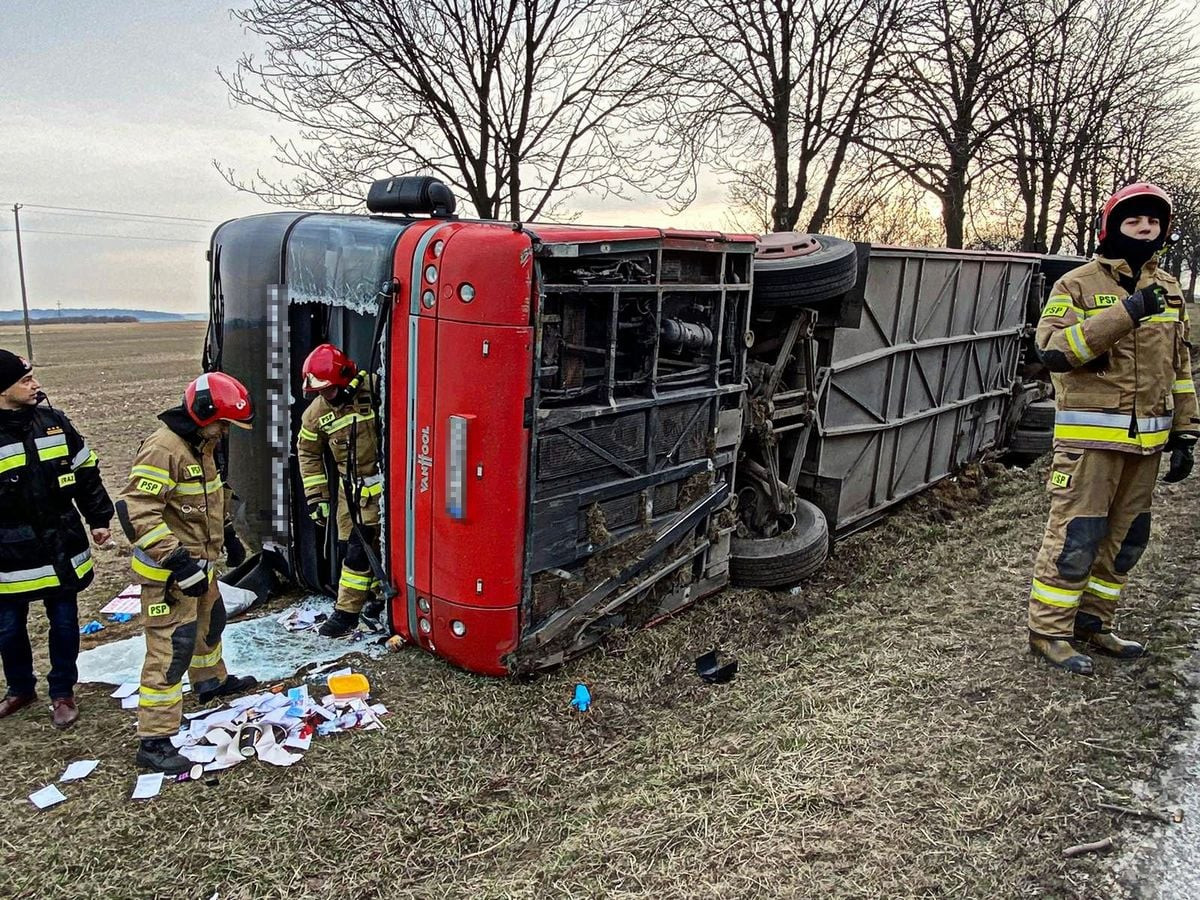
[21,207,211,228]
[0,202,212,224]
[0,227,208,245]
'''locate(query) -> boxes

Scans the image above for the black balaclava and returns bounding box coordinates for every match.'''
[158,403,203,445]
[1098,196,1171,272]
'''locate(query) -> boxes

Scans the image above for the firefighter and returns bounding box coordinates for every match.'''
[296,343,383,638]
[117,372,259,773]
[0,350,113,728]
[1028,182,1198,675]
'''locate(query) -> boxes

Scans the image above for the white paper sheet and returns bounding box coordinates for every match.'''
[100,584,141,615]
[110,682,139,699]
[180,745,218,764]
[370,703,389,716]
[230,692,271,710]
[30,785,67,809]
[283,731,312,752]
[60,760,99,782]
[121,694,139,710]
[131,773,163,800]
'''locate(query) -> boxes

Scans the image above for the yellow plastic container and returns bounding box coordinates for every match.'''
[327,672,370,701]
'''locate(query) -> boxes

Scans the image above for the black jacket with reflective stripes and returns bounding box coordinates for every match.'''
[0,404,113,600]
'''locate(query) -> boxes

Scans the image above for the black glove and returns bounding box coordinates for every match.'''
[1121,284,1166,326]
[1163,432,1196,483]
[308,500,329,527]
[162,546,209,598]
[224,524,246,567]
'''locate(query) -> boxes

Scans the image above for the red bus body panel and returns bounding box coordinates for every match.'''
[387,221,535,674]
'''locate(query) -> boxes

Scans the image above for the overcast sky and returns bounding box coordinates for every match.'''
[2,3,1198,315]
[0,1,734,315]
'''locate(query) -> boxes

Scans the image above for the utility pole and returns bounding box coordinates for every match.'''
[12,204,34,363]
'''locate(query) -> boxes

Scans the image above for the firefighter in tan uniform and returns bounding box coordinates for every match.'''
[117,373,259,773]
[296,344,383,638]
[1028,183,1198,675]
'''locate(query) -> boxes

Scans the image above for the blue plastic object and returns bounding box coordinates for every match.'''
[570,683,591,712]
[80,620,105,635]
[107,612,135,624]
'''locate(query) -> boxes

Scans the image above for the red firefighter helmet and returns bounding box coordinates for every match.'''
[184,372,254,429]
[1097,182,1172,241]
[302,343,356,393]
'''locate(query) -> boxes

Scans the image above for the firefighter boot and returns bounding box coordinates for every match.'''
[1029,634,1094,676]
[136,737,193,774]
[1074,612,1145,660]
[195,674,260,704]
[318,608,359,638]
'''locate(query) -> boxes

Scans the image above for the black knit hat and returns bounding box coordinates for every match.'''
[0,348,33,393]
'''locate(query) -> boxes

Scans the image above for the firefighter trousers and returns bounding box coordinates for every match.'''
[137,577,227,738]
[335,526,379,615]
[1028,446,1160,638]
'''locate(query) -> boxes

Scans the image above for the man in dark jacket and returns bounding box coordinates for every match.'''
[0,349,114,728]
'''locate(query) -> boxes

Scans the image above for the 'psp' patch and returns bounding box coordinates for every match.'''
[186,464,203,478]
[147,603,170,617]
[1041,303,1071,318]
[319,412,336,427]
[136,478,164,495]
[1093,294,1118,307]
[1050,470,1072,488]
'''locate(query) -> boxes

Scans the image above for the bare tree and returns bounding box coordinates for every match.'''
[219,0,673,220]
[858,0,1032,248]
[657,0,906,234]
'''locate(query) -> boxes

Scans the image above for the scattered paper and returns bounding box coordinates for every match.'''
[287,685,310,704]
[121,694,140,710]
[217,581,257,618]
[131,773,164,800]
[110,682,139,699]
[60,760,100,782]
[180,745,218,764]
[370,703,389,716]
[278,608,320,631]
[229,692,271,710]
[100,584,141,615]
[29,785,67,810]
[283,731,312,752]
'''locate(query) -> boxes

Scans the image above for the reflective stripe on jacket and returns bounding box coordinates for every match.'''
[296,372,381,529]
[119,425,226,584]
[1037,256,1199,454]
[0,405,113,599]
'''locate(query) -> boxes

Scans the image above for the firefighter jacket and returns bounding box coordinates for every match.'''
[0,404,112,600]
[1038,256,1198,454]
[118,409,227,586]
[296,372,381,537]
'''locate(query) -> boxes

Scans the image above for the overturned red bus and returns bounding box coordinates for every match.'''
[209,176,1051,676]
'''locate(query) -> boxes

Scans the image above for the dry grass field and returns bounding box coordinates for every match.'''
[0,322,1198,899]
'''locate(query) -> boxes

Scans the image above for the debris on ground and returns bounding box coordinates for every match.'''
[59,760,99,782]
[132,773,163,800]
[80,620,105,635]
[77,597,384,686]
[100,584,141,616]
[570,684,591,712]
[695,648,738,684]
[29,785,67,810]
[107,612,135,624]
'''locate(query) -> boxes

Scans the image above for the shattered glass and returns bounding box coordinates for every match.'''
[77,596,386,686]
